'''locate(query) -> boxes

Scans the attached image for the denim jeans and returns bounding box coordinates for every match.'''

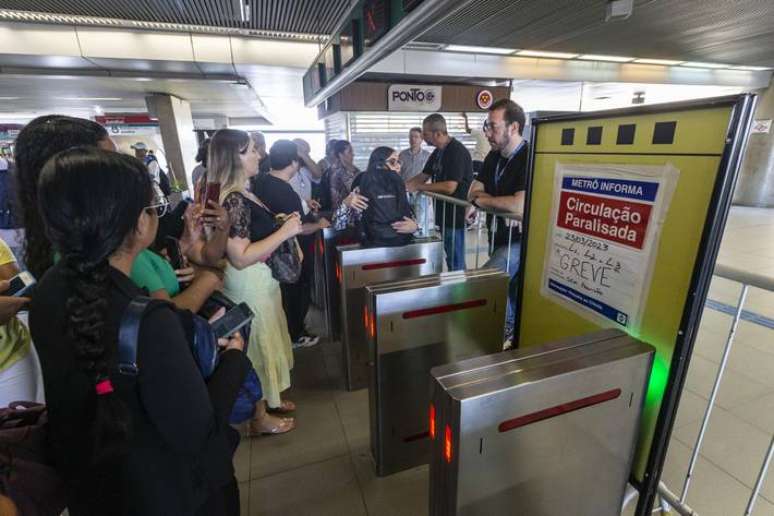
[443,227,466,271]
[483,241,521,340]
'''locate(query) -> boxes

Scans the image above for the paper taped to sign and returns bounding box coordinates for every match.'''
[541,163,679,332]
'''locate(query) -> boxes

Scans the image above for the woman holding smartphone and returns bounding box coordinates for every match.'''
[208,129,302,435]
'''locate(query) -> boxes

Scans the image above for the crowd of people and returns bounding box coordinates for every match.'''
[0,97,530,515]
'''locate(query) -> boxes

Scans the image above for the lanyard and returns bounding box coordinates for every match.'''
[494,140,525,186]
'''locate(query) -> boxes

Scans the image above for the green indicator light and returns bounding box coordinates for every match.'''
[645,353,670,406]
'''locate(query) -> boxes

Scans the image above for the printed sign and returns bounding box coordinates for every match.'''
[752,119,772,134]
[542,163,679,331]
[476,89,493,110]
[388,84,442,111]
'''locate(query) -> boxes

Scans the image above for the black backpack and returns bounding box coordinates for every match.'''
[356,170,414,247]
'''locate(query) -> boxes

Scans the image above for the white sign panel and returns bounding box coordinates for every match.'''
[752,119,772,134]
[388,84,442,112]
[541,163,679,332]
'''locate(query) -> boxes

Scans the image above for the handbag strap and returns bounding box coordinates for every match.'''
[117,296,169,376]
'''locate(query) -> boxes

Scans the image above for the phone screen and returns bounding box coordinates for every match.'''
[6,271,35,297]
[164,237,185,271]
[211,302,255,340]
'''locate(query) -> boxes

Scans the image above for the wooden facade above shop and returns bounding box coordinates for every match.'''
[318,81,510,118]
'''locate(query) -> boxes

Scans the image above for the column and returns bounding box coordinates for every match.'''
[145,93,199,191]
[734,77,774,207]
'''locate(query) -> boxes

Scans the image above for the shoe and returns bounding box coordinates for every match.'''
[267,399,296,414]
[502,338,513,351]
[248,416,295,436]
[292,334,320,348]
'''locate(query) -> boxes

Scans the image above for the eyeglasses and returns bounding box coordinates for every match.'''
[145,201,170,217]
[483,120,507,133]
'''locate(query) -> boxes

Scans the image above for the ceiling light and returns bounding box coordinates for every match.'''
[633,58,683,66]
[679,62,728,69]
[56,97,123,101]
[731,65,771,71]
[578,54,635,62]
[516,50,579,59]
[94,105,104,115]
[445,45,516,55]
[0,97,21,100]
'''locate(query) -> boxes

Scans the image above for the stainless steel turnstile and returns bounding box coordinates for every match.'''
[429,329,654,516]
[338,237,443,391]
[366,268,509,476]
[313,227,358,341]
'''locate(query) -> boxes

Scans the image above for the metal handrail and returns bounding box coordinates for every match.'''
[713,263,774,292]
[419,191,522,221]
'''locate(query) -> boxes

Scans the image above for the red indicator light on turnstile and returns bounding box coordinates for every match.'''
[429,403,436,440]
[361,258,426,271]
[336,263,342,282]
[317,239,324,254]
[497,388,622,433]
[402,299,487,319]
[444,425,453,463]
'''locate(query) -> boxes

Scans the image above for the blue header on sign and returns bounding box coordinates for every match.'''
[562,176,659,202]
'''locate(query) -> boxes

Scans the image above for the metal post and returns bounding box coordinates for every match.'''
[658,482,698,516]
[505,217,513,274]
[490,215,497,257]
[452,204,457,270]
[423,194,430,237]
[744,434,774,515]
[680,284,750,503]
[441,201,447,270]
[475,210,482,268]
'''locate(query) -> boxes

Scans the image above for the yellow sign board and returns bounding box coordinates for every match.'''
[517,95,755,509]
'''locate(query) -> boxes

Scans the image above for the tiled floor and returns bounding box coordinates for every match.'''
[235,207,774,516]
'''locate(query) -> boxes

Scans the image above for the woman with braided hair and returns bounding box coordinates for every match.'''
[29,148,249,515]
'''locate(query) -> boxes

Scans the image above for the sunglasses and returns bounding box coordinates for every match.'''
[145,200,170,217]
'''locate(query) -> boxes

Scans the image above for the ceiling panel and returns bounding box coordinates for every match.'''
[0,0,351,35]
[420,0,774,67]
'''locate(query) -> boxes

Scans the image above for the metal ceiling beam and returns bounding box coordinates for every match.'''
[304,0,477,107]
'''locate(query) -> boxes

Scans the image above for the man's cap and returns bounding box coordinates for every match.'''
[131,142,148,150]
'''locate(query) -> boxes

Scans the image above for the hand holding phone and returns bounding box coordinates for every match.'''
[211,302,254,340]
[204,182,221,209]
[6,271,35,297]
[164,237,187,270]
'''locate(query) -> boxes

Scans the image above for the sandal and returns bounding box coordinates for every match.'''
[267,399,296,414]
[248,416,295,436]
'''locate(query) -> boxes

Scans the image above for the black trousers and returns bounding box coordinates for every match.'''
[280,234,315,341]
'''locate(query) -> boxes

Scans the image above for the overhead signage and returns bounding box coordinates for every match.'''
[388,84,442,112]
[95,114,157,125]
[752,119,772,134]
[476,89,494,110]
[541,163,679,332]
[363,0,390,47]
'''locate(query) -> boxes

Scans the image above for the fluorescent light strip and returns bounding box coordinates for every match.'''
[56,97,123,101]
[516,50,578,59]
[731,65,771,71]
[445,45,516,55]
[633,58,683,66]
[679,62,728,69]
[578,54,634,63]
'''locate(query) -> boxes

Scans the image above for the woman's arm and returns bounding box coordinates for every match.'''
[225,215,302,270]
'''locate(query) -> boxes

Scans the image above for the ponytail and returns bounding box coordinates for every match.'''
[61,254,131,464]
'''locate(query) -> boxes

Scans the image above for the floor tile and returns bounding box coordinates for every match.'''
[351,447,429,516]
[673,406,774,502]
[661,438,774,516]
[673,388,711,431]
[248,456,367,516]
[731,390,774,434]
[233,435,252,483]
[248,382,348,479]
[239,481,250,516]
[334,388,371,452]
[684,354,771,410]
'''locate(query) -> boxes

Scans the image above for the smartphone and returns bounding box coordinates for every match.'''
[6,271,35,297]
[204,182,221,208]
[164,236,185,270]
[211,302,255,340]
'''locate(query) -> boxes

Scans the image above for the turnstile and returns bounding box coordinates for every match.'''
[366,268,509,476]
[312,226,358,341]
[429,329,654,516]
[338,237,444,391]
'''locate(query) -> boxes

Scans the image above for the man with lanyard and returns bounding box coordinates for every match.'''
[406,113,473,271]
[468,99,528,348]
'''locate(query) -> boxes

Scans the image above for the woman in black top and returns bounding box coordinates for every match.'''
[29,148,249,516]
